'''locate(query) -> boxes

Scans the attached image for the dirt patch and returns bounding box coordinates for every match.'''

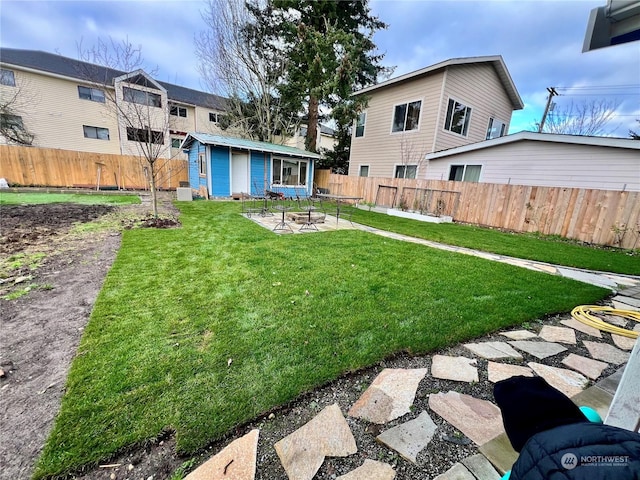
[0,194,179,480]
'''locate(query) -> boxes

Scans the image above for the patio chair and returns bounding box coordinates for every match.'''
[241,193,262,218]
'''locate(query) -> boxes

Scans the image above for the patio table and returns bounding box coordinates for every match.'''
[273,205,293,232]
[316,194,363,223]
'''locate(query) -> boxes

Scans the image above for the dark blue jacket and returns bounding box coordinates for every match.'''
[511,422,640,480]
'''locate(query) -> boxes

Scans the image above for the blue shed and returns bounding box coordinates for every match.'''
[181,133,322,198]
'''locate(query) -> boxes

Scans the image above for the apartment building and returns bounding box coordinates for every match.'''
[0,48,226,159]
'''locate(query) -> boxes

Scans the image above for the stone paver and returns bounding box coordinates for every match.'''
[613,295,640,308]
[528,362,589,397]
[432,463,475,480]
[428,391,503,446]
[538,325,576,344]
[532,263,558,274]
[487,362,534,383]
[583,340,630,365]
[561,353,609,380]
[376,411,438,464]
[557,268,617,289]
[463,342,522,360]
[611,334,637,351]
[336,460,395,480]
[431,356,478,382]
[508,340,567,359]
[612,300,640,312]
[274,404,356,480]
[461,454,501,480]
[499,330,537,340]
[601,314,628,327]
[185,429,259,480]
[560,318,602,338]
[604,275,640,287]
[348,368,428,424]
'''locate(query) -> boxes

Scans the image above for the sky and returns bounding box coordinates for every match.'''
[1,0,639,137]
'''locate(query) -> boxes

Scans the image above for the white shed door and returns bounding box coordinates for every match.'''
[231,152,249,194]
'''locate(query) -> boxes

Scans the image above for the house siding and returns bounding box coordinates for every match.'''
[435,64,514,152]
[0,68,121,154]
[210,146,231,196]
[250,151,270,195]
[425,140,640,191]
[348,71,445,178]
[188,140,207,190]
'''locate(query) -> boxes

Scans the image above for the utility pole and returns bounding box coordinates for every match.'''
[538,87,558,133]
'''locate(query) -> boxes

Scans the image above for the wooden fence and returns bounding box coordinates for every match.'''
[326,174,640,250]
[0,145,189,190]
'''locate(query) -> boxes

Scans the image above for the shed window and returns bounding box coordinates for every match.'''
[444,99,472,136]
[449,164,481,182]
[486,118,506,140]
[272,158,308,186]
[355,112,366,137]
[392,101,421,132]
[198,152,206,176]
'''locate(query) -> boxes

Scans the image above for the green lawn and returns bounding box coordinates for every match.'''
[0,191,140,205]
[350,208,640,275]
[35,201,610,478]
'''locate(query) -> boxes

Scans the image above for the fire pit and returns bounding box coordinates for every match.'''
[286,212,326,224]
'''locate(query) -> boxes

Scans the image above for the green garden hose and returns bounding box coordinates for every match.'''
[571,305,640,339]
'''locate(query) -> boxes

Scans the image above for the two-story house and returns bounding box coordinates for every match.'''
[348,55,524,180]
[0,48,226,160]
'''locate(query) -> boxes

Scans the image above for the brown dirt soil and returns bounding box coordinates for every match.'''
[0,194,624,480]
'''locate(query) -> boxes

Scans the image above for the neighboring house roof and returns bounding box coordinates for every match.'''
[354,55,524,111]
[426,131,640,160]
[0,47,226,110]
[182,132,323,159]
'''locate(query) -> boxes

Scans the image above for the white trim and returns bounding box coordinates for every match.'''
[390,98,423,134]
[426,131,640,161]
[442,96,473,138]
[447,163,484,182]
[485,117,508,140]
[358,164,370,177]
[271,156,310,188]
[207,145,213,197]
[353,55,524,110]
[114,69,167,93]
[354,111,367,139]
[393,163,419,179]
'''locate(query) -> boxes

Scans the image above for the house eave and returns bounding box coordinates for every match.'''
[425,131,640,160]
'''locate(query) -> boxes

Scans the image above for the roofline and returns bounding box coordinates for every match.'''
[0,61,118,90]
[115,69,167,93]
[425,131,640,160]
[354,55,524,110]
[182,133,323,159]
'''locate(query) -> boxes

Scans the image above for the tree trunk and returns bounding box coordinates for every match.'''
[149,166,158,218]
[306,95,319,152]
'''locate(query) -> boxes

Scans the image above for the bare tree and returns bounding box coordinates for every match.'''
[541,98,621,136]
[195,0,296,143]
[0,74,36,145]
[77,37,177,217]
[397,134,428,179]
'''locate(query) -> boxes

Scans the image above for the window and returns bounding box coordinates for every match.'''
[272,158,308,186]
[171,138,182,148]
[355,112,366,137]
[209,112,220,123]
[126,127,164,144]
[83,125,110,140]
[1,69,16,86]
[359,165,369,177]
[392,100,421,132]
[486,118,506,140]
[170,104,187,117]
[123,86,161,108]
[78,86,105,103]
[449,164,481,182]
[198,152,206,176]
[395,165,417,179]
[444,99,472,136]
